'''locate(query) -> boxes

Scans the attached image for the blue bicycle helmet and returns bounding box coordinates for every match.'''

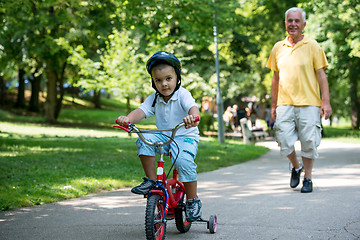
[146,51,182,96]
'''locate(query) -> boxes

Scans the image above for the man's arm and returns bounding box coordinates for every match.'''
[316,68,332,120]
[271,71,279,121]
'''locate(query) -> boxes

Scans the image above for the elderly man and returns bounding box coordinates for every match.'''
[266,7,332,193]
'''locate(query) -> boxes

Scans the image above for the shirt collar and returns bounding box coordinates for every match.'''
[283,35,309,47]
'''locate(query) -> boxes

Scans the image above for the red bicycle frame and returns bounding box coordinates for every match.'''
[113,117,199,220]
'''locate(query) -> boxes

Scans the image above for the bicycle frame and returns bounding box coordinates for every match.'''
[114,116,218,238]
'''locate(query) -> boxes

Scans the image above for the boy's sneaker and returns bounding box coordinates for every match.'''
[131,177,156,195]
[290,165,303,188]
[301,178,313,193]
[185,197,202,222]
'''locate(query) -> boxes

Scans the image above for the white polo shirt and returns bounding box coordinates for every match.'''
[139,87,200,141]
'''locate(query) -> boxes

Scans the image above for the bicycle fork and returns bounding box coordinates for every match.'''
[149,145,169,222]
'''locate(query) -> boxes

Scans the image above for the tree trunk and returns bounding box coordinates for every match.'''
[126,96,131,115]
[93,90,101,109]
[28,73,42,112]
[45,67,58,123]
[0,75,5,107]
[349,59,359,130]
[15,69,26,108]
[54,61,67,119]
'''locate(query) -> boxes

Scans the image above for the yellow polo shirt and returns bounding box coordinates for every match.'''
[266,36,328,106]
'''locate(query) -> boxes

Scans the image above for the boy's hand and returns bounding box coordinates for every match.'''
[116,116,131,126]
[183,115,200,129]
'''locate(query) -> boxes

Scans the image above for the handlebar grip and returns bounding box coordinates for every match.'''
[113,119,131,132]
[113,125,130,132]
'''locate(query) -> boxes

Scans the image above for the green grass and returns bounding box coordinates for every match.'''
[1,95,359,211]
[0,121,269,211]
[323,126,360,143]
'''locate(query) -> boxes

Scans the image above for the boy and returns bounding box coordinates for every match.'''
[116,51,202,221]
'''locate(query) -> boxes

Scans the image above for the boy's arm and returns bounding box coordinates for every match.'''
[116,108,146,126]
[183,106,200,129]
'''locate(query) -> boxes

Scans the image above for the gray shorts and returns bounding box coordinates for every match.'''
[275,105,322,159]
[137,134,198,182]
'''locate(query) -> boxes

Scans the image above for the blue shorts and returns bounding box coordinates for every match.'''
[136,134,199,182]
[275,105,322,159]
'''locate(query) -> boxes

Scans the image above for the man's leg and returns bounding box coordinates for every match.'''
[297,106,321,193]
[302,156,314,180]
[287,150,301,169]
[300,156,314,193]
[288,150,303,188]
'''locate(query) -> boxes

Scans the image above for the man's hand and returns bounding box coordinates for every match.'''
[271,107,277,122]
[321,102,332,120]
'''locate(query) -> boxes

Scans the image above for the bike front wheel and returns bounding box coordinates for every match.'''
[145,195,167,240]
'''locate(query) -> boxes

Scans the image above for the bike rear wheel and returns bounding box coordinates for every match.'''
[145,195,167,240]
[175,192,192,233]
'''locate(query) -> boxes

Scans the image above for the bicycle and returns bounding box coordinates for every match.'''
[113,116,217,240]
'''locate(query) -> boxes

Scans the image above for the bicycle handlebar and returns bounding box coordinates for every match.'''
[113,116,200,147]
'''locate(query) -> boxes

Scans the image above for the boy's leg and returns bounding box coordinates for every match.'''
[133,134,166,195]
[171,137,201,221]
[139,155,156,181]
[131,155,156,194]
[184,181,197,200]
[185,180,202,222]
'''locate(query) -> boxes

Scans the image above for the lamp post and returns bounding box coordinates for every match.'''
[213,24,225,144]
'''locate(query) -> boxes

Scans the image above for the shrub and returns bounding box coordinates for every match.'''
[198,111,214,134]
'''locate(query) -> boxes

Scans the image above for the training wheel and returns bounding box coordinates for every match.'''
[208,215,217,233]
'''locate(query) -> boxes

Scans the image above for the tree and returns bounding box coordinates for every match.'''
[65,30,149,112]
[1,0,121,122]
[301,0,360,129]
[102,30,150,113]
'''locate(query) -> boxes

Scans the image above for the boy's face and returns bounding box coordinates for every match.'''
[151,64,177,102]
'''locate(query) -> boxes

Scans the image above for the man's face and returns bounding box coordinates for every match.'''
[285,11,306,39]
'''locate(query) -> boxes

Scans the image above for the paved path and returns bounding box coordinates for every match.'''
[1,140,360,240]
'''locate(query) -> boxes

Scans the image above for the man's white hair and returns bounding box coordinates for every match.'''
[285,7,306,23]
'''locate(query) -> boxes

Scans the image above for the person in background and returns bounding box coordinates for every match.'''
[249,105,257,128]
[266,7,332,193]
[237,103,247,128]
[265,104,274,135]
[231,104,239,132]
[223,106,234,132]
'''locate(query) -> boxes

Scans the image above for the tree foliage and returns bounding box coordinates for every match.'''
[1,0,359,128]
[301,0,360,129]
